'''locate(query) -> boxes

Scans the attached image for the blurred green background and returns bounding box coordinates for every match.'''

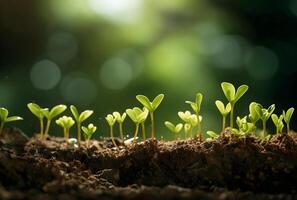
[0,0,297,139]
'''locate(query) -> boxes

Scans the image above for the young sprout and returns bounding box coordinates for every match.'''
[221,82,249,128]
[258,104,275,137]
[215,100,231,133]
[282,108,294,134]
[27,103,48,137]
[68,138,78,148]
[70,105,94,145]
[206,131,219,139]
[113,112,127,140]
[248,102,262,126]
[136,94,164,139]
[236,116,256,136]
[55,116,75,140]
[43,105,67,138]
[178,111,201,138]
[82,123,97,148]
[186,93,203,142]
[0,108,23,136]
[184,123,192,139]
[105,114,117,147]
[126,107,149,143]
[164,121,183,139]
[271,114,284,134]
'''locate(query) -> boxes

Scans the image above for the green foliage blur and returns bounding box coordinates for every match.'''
[0,0,296,139]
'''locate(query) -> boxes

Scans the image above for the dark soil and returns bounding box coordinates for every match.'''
[1,128,297,200]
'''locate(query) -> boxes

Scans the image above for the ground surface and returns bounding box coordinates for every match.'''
[1,128,297,200]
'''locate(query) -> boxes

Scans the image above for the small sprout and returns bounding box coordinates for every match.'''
[221,82,249,128]
[186,93,203,142]
[0,108,23,136]
[27,103,48,137]
[68,138,78,148]
[164,121,183,139]
[70,105,94,145]
[43,105,67,138]
[283,107,294,134]
[105,114,117,147]
[215,100,231,133]
[136,94,164,139]
[271,114,284,134]
[236,116,256,135]
[259,104,275,137]
[126,107,149,143]
[82,123,97,148]
[178,111,201,138]
[55,116,75,140]
[113,112,127,140]
[184,123,192,139]
[248,102,262,125]
[206,131,219,139]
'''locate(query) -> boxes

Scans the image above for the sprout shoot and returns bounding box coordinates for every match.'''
[126,107,149,143]
[70,105,94,145]
[82,123,97,148]
[0,108,23,136]
[43,105,67,139]
[215,100,231,134]
[105,114,117,147]
[259,104,275,137]
[236,116,256,136]
[178,111,201,138]
[164,121,183,139]
[55,116,75,140]
[184,123,192,139]
[27,103,48,137]
[221,82,249,128]
[113,112,127,140]
[271,114,284,134]
[282,108,294,134]
[186,93,203,142]
[136,94,164,139]
[206,131,219,139]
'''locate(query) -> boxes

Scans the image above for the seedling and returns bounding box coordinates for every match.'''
[178,111,201,138]
[248,102,262,125]
[27,103,48,137]
[126,107,149,142]
[221,82,249,128]
[136,94,164,139]
[236,116,256,136]
[215,100,231,133]
[206,131,219,139]
[184,123,192,139]
[271,114,284,134]
[258,104,275,137]
[186,93,203,142]
[68,138,78,148]
[55,116,75,140]
[113,112,127,140]
[43,105,67,138]
[82,123,97,148]
[0,108,23,136]
[164,121,183,139]
[70,105,94,144]
[282,108,294,134]
[105,114,117,147]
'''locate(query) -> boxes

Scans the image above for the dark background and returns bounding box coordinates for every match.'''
[0,0,296,139]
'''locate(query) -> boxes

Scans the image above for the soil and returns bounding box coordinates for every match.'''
[1,127,297,200]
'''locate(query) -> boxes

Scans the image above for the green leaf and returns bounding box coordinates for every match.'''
[175,123,183,133]
[195,93,203,111]
[221,82,236,102]
[0,108,9,121]
[136,95,152,110]
[79,110,93,122]
[234,85,249,103]
[164,121,175,132]
[152,94,164,110]
[283,107,294,123]
[271,114,278,125]
[55,116,75,129]
[215,100,225,115]
[185,101,198,113]
[49,105,67,119]
[70,105,79,121]
[105,114,116,126]
[184,123,191,134]
[82,123,97,140]
[5,116,23,122]
[249,102,261,123]
[27,103,43,119]
[206,131,219,138]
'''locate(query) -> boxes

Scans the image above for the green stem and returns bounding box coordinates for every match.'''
[287,123,290,134]
[40,118,44,137]
[134,124,139,143]
[262,120,267,138]
[150,112,155,139]
[77,123,81,145]
[110,126,117,147]
[222,116,226,132]
[230,105,234,128]
[119,123,124,140]
[0,122,4,136]
[44,119,51,139]
[196,112,202,142]
[141,122,146,141]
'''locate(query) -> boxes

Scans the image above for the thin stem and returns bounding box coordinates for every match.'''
[262,120,267,138]
[134,124,139,143]
[196,112,202,142]
[119,123,124,140]
[141,122,146,141]
[222,116,226,137]
[230,105,234,128]
[44,119,51,139]
[86,139,90,148]
[0,122,4,136]
[150,112,155,139]
[110,126,117,147]
[287,123,290,134]
[39,118,44,137]
[77,123,81,145]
